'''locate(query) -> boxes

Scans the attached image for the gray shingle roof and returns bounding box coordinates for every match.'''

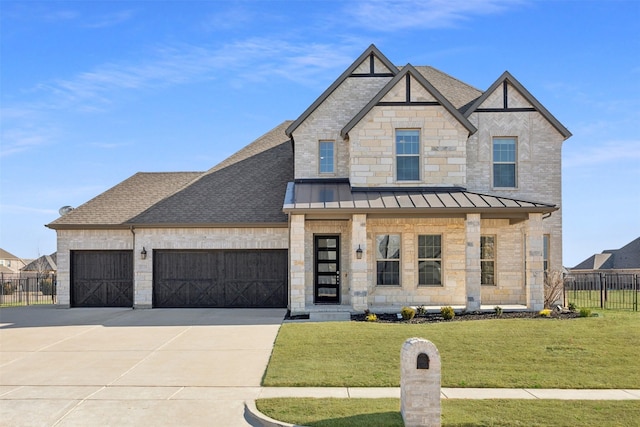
[128,139,292,225]
[47,122,293,228]
[573,237,640,270]
[413,66,482,111]
[47,172,202,228]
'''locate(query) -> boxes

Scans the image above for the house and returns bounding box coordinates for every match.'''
[21,253,58,275]
[46,45,571,313]
[571,237,640,273]
[0,249,27,275]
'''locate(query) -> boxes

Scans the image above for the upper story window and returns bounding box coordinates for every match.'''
[493,137,517,188]
[319,141,334,174]
[396,130,420,181]
[376,234,400,285]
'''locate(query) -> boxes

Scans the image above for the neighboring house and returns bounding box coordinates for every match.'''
[0,249,27,274]
[21,253,58,275]
[571,237,640,273]
[46,45,571,313]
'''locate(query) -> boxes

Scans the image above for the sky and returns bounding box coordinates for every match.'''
[1,0,639,267]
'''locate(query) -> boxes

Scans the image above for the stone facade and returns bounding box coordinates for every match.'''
[56,227,287,308]
[286,46,569,315]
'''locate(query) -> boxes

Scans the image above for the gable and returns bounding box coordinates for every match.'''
[342,64,476,137]
[285,44,397,137]
[465,71,571,139]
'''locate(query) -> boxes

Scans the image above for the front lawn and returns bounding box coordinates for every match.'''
[263,311,639,388]
[256,398,640,427]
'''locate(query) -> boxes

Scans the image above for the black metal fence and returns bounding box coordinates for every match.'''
[564,272,639,311]
[0,273,57,307]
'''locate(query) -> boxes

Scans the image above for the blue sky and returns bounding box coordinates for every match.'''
[1,0,638,266]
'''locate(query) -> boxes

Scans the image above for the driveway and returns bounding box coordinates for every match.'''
[0,306,286,426]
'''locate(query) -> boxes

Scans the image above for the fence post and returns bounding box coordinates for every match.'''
[635,274,638,312]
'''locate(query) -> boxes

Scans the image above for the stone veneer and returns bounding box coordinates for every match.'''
[56,227,288,308]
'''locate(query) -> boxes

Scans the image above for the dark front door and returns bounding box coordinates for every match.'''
[71,250,133,307]
[314,236,340,304]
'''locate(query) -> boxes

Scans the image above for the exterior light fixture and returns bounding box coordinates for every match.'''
[356,245,363,260]
[140,247,147,260]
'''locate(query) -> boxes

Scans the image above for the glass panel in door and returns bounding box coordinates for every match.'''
[315,236,340,303]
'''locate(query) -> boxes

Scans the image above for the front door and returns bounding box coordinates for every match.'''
[315,236,340,304]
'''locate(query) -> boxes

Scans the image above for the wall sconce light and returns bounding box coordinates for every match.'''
[356,245,363,260]
[140,247,147,260]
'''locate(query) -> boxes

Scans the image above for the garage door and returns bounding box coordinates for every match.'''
[71,250,133,307]
[153,250,288,308]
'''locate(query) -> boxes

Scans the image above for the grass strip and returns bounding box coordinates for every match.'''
[256,398,640,427]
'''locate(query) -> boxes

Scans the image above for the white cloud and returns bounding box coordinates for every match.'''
[564,139,640,169]
[346,0,526,31]
[83,10,135,29]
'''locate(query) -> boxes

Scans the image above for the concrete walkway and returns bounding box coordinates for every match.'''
[1,307,638,427]
[0,306,285,426]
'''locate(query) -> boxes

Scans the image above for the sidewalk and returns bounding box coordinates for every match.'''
[257,386,640,400]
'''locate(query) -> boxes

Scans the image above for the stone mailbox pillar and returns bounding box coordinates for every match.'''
[400,337,441,427]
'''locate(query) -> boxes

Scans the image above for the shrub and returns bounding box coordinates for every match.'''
[579,308,592,318]
[2,282,16,295]
[440,306,455,320]
[39,278,55,296]
[494,306,503,317]
[539,309,552,317]
[416,305,426,316]
[401,306,416,321]
[365,313,378,322]
[544,270,565,308]
[568,302,577,312]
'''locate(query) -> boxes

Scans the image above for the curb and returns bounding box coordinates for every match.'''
[244,400,305,427]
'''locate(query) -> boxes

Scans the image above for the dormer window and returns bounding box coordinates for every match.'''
[319,141,334,174]
[396,130,420,181]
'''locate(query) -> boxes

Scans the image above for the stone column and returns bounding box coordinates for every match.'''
[289,214,306,314]
[465,213,481,311]
[400,338,441,427]
[350,213,368,312]
[526,213,544,311]
[133,238,153,309]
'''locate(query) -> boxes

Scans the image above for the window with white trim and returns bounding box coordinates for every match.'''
[418,235,442,286]
[396,130,420,181]
[481,235,496,285]
[376,234,400,285]
[319,141,335,174]
[493,137,516,188]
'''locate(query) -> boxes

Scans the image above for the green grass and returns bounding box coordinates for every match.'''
[263,311,640,388]
[256,398,640,427]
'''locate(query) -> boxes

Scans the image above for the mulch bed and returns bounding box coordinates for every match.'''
[351,310,581,323]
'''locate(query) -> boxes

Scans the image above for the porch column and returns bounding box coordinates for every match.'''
[526,213,545,311]
[289,214,306,314]
[350,213,368,312]
[465,213,481,311]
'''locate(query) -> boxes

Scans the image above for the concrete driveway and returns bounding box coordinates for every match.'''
[0,306,286,426]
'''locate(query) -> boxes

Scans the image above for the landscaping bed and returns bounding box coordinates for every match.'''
[351,309,581,323]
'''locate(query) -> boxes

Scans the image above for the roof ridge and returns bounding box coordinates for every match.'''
[417,65,483,93]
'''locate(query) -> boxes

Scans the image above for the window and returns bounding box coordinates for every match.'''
[543,234,550,272]
[396,130,420,181]
[418,235,442,286]
[376,234,400,285]
[481,235,496,285]
[493,137,516,187]
[319,141,334,174]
